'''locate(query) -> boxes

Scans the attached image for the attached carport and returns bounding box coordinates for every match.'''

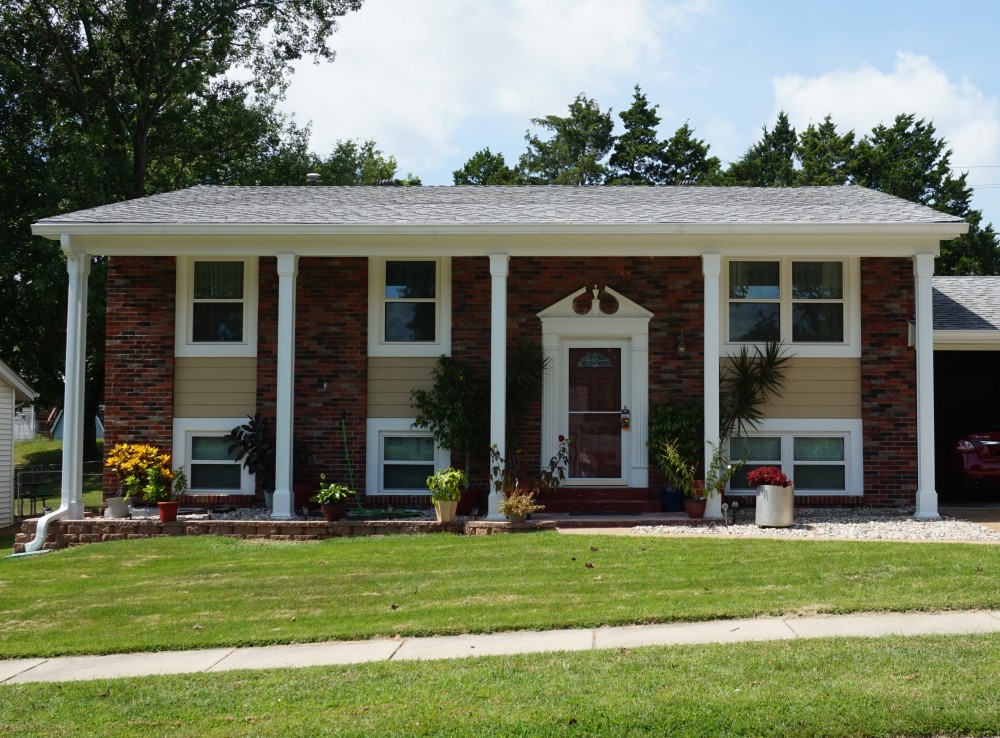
[933,277,1000,498]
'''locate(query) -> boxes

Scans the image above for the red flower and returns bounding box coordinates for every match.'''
[746,466,793,488]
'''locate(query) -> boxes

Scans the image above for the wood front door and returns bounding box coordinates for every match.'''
[568,347,623,481]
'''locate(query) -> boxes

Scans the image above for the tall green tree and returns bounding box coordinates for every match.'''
[608,85,665,185]
[662,122,721,184]
[453,148,522,185]
[0,0,365,448]
[796,115,855,186]
[519,93,615,185]
[725,111,798,187]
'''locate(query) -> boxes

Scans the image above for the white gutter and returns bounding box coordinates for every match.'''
[25,241,89,552]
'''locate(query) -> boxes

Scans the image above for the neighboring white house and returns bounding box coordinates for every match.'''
[0,359,37,527]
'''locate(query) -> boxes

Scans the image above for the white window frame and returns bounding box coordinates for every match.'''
[365,418,450,496]
[723,257,860,358]
[727,418,863,496]
[175,257,258,358]
[367,257,451,357]
[172,417,254,495]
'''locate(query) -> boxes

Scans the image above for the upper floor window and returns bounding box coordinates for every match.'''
[368,257,451,357]
[176,257,258,357]
[193,261,245,342]
[726,258,856,356]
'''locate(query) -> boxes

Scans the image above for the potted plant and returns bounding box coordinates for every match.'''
[224,412,275,508]
[310,474,353,522]
[648,399,702,512]
[489,440,566,523]
[146,465,186,522]
[411,356,489,515]
[497,490,544,524]
[746,466,794,528]
[657,439,744,519]
[426,467,468,523]
[105,443,174,519]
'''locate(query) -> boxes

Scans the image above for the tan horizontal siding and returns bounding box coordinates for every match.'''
[727,357,861,420]
[367,356,436,418]
[174,357,257,418]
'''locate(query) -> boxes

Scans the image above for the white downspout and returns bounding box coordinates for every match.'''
[25,239,89,552]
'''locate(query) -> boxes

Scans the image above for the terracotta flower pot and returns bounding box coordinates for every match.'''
[321,502,346,522]
[684,498,707,519]
[158,500,180,523]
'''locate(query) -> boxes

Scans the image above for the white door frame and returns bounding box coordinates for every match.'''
[538,286,652,488]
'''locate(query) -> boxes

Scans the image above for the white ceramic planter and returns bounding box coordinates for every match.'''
[755,484,794,527]
[105,496,129,519]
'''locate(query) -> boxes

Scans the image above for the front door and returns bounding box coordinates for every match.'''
[568,347,623,481]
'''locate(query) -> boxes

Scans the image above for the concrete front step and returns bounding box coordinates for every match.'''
[539,487,663,515]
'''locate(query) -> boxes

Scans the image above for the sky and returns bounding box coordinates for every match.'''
[276,0,1000,227]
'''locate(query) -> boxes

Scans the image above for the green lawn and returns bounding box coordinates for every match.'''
[13,437,104,512]
[2,634,999,736]
[3,533,1000,736]
[2,532,999,659]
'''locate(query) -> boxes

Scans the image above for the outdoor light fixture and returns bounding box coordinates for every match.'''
[677,333,687,357]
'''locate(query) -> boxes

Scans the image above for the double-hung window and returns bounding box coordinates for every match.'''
[727,259,854,353]
[176,257,258,357]
[368,258,451,357]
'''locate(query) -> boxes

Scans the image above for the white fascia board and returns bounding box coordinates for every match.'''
[934,330,1000,349]
[0,360,37,402]
[41,231,955,260]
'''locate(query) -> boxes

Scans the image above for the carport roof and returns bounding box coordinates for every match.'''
[933,277,1000,331]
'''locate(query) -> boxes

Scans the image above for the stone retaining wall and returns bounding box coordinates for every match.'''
[13,517,554,552]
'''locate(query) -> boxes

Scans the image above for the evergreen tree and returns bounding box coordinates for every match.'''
[519,94,615,185]
[453,148,522,185]
[725,111,798,186]
[608,85,665,185]
[662,122,722,184]
[796,115,855,186]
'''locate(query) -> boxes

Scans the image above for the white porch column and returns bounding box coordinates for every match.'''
[630,333,649,487]
[25,240,90,552]
[486,253,509,520]
[271,253,298,520]
[913,253,939,520]
[61,240,90,520]
[702,254,723,519]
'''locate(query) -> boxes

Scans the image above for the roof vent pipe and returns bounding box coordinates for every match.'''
[305,173,321,186]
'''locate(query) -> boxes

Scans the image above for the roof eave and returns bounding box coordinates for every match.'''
[31,221,971,239]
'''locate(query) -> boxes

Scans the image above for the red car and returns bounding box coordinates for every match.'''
[954,432,1000,489]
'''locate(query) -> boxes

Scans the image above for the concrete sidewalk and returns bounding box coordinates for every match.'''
[3,610,1000,685]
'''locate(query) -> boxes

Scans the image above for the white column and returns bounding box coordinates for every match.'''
[540,332,560,472]
[702,254,723,519]
[61,239,90,520]
[913,253,939,520]
[271,253,298,520]
[630,333,649,487]
[486,253,509,519]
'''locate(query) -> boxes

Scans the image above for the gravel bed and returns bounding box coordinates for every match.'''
[633,507,1000,543]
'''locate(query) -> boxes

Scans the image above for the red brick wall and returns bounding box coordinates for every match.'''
[255,257,369,496]
[861,257,917,505]
[492,256,703,488]
[103,256,176,495]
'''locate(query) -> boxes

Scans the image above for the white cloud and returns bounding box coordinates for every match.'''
[279,0,713,178]
[772,52,1000,186]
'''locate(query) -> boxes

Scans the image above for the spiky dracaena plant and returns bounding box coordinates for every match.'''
[719,340,791,441]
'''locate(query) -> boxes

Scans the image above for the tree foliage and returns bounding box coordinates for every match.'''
[453,147,521,185]
[519,93,615,185]
[725,111,798,187]
[608,85,666,185]
[0,0,366,426]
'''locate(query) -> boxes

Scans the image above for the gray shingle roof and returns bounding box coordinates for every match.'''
[933,277,1000,331]
[35,184,965,227]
